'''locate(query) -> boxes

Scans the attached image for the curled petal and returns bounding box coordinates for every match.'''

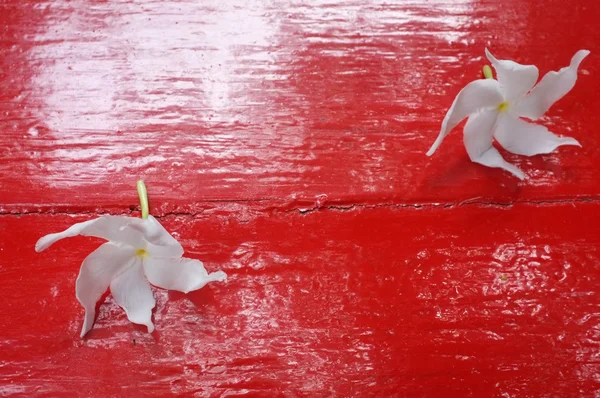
[127,216,184,258]
[143,257,227,294]
[110,259,156,333]
[516,50,590,120]
[485,48,539,102]
[463,111,526,180]
[472,149,526,180]
[35,216,146,252]
[76,243,135,337]
[463,110,497,160]
[494,114,581,156]
[427,79,503,156]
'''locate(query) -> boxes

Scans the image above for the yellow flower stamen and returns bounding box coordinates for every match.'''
[135,248,149,258]
[497,101,510,113]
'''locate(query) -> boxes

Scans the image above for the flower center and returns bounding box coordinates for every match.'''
[497,101,510,113]
[135,248,149,258]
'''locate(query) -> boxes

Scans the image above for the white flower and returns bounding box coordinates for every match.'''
[426,48,590,179]
[35,214,227,337]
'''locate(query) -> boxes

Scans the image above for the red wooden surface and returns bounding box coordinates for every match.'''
[0,0,599,396]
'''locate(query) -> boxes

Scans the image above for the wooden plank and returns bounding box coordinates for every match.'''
[0,1,599,213]
[1,202,598,396]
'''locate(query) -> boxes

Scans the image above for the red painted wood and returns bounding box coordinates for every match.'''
[2,204,600,396]
[0,0,599,215]
[1,0,599,396]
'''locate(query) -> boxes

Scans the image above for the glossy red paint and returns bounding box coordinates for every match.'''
[0,0,599,396]
[3,204,600,396]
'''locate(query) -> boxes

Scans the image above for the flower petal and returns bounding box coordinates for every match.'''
[463,111,526,180]
[494,114,581,156]
[110,259,156,332]
[463,110,497,159]
[35,216,146,252]
[485,48,539,102]
[127,216,184,258]
[143,257,227,294]
[76,243,135,337]
[427,79,503,156]
[473,149,526,180]
[516,50,590,120]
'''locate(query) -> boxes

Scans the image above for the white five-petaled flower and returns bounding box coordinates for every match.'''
[427,48,590,179]
[35,215,227,337]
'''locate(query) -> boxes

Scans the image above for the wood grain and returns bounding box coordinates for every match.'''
[0,0,599,396]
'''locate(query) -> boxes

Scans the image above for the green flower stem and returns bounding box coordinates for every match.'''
[483,65,493,79]
[137,180,149,219]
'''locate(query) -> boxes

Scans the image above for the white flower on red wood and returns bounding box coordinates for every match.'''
[36,215,226,337]
[427,49,590,179]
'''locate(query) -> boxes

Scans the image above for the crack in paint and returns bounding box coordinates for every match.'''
[290,196,600,215]
[1,197,599,218]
